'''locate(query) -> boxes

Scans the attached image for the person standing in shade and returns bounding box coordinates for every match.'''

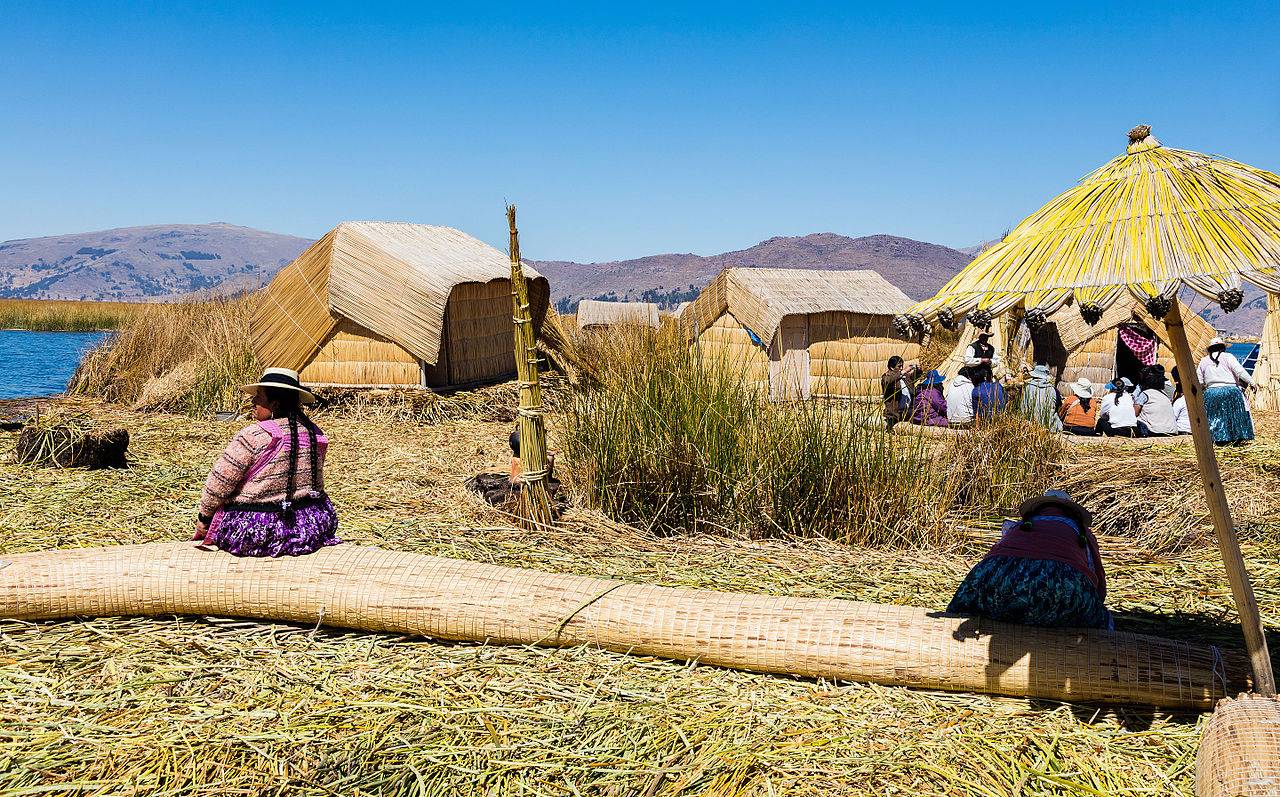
[1057,378,1098,435]
[881,356,920,429]
[1019,364,1062,431]
[947,366,977,428]
[964,322,1002,374]
[1197,338,1256,445]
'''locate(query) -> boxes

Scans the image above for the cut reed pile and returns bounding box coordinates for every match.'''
[69,295,258,415]
[0,298,147,331]
[5,398,1277,795]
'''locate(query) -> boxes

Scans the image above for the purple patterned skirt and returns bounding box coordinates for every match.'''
[204,492,341,557]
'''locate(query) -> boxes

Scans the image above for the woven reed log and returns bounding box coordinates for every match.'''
[0,542,1247,709]
[1196,694,1280,796]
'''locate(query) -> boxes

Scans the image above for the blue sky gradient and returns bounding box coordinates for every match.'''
[2,1,1277,260]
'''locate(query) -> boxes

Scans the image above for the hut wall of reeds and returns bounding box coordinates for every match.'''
[681,268,919,400]
[251,222,550,390]
[575,299,661,331]
[1255,294,1280,412]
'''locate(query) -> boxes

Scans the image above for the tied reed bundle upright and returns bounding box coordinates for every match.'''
[507,205,554,527]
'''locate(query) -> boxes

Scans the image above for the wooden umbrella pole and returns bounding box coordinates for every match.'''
[1165,298,1275,694]
[506,205,554,527]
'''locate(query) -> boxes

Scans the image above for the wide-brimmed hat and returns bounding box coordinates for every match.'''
[1207,337,1227,352]
[1030,364,1051,378]
[241,368,317,405]
[1070,378,1094,398]
[1018,488,1092,528]
[1118,377,1135,389]
[920,369,945,386]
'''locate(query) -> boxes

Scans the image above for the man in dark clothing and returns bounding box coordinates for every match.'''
[881,356,920,429]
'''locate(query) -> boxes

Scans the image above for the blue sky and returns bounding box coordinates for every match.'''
[2,1,1277,261]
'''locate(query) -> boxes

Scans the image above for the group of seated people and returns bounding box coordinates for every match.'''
[882,355,1194,436]
[882,323,1261,442]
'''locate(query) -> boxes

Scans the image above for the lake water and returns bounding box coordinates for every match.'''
[0,330,108,400]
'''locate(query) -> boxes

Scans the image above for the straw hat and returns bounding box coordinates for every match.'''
[1018,488,1092,528]
[1207,337,1227,352]
[241,368,317,405]
[1070,378,1094,399]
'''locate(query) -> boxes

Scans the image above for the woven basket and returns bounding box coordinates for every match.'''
[1197,693,1280,796]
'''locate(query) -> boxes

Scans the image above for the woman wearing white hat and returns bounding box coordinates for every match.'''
[1197,338,1255,444]
[193,368,341,556]
[1057,378,1099,436]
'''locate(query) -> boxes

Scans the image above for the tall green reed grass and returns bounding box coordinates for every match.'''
[558,325,1063,546]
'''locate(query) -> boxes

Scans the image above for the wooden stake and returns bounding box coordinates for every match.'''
[506,205,554,527]
[1165,299,1275,694]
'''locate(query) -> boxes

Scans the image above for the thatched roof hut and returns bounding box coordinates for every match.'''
[250,222,549,389]
[575,299,660,330]
[939,299,1217,391]
[681,267,919,399]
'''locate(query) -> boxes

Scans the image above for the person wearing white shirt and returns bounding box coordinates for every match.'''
[964,324,1002,375]
[947,368,976,427]
[1197,338,1255,444]
[1134,365,1179,436]
[1170,365,1192,434]
[1097,379,1138,437]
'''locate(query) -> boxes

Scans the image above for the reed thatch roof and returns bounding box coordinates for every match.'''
[576,299,660,330]
[682,267,914,343]
[909,126,1280,324]
[252,222,549,370]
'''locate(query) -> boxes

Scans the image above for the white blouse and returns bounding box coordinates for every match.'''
[1197,352,1254,389]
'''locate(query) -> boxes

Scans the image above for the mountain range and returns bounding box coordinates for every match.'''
[0,223,311,301]
[0,223,1267,334]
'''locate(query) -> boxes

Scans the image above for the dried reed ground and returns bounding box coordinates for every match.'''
[2,400,1280,795]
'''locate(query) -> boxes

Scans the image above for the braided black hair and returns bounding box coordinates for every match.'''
[265,387,320,526]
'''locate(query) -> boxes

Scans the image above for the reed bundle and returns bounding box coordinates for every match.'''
[507,205,553,526]
[2,540,1249,711]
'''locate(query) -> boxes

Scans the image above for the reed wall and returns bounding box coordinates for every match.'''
[299,319,420,387]
[442,279,518,386]
[809,311,921,398]
[692,312,769,390]
[1254,294,1280,412]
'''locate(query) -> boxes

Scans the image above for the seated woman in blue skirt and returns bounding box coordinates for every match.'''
[948,489,1110,630]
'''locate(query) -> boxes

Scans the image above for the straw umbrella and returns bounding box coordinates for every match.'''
[899,125,1280,693]
[506,205,554,526]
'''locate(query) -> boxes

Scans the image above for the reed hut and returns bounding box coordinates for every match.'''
[575,299,660,331]
[1254,294,1280,412]
[680,267,919,400]
[250,222,550,389]
[940,299,1217,391]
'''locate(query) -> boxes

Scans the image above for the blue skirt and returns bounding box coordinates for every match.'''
[1204,385,1254,444]
[948,556,1110,629]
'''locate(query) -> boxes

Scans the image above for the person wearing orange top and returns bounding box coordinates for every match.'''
[1058,378,1099,435]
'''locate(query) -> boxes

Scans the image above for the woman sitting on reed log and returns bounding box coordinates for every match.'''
[948,490,1111,630]
[193,368,340,557]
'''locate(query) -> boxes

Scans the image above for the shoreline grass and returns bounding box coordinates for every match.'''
[0,298,149,332]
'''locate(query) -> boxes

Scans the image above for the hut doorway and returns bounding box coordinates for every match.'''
[770,316,810,400]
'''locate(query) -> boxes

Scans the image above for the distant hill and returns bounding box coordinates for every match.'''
[0,223,312,301]
[530,233,974,312]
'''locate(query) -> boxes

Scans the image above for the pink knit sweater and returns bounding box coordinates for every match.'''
[198,420,328,520]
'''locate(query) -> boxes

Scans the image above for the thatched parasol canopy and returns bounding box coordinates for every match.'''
[901,125,1280,696]
[901,126,1280,332]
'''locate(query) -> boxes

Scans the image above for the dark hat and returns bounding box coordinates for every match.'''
[1017,489,1092,528]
